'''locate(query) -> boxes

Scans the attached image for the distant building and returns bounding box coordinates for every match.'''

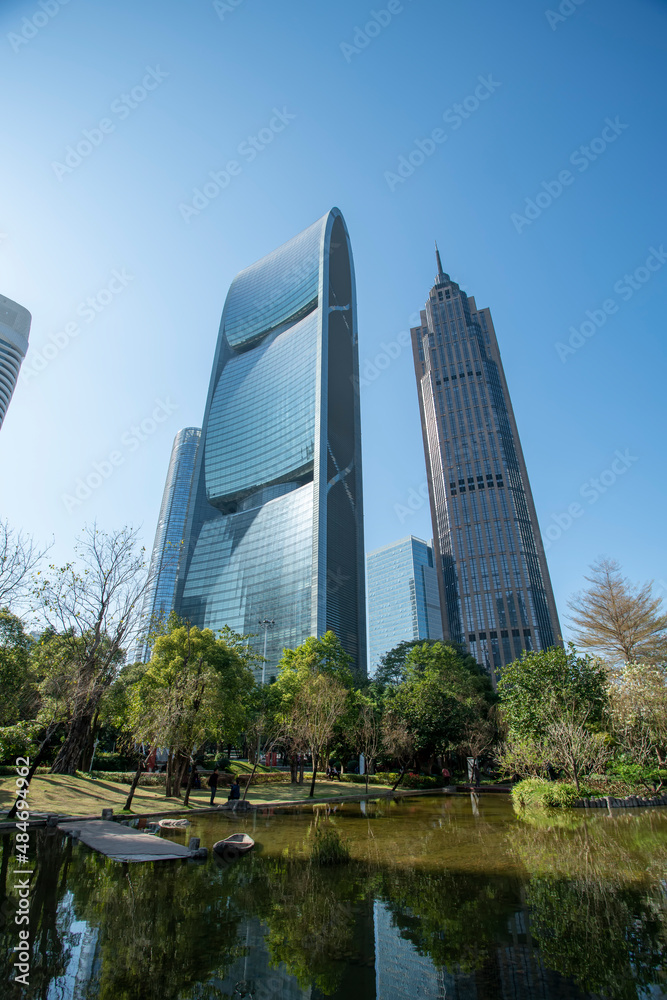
[0,293,31,429]
[410,247,560,674]
[366,535,443,674]
[134,427,201,661]
[175,209,366,678]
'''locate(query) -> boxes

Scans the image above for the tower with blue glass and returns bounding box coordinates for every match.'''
[411,247,560,673]
[366,536,443,675]
[176,209,366,677]
[134,426,201,661]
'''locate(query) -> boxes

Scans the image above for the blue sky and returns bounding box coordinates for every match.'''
[0,0,666,638]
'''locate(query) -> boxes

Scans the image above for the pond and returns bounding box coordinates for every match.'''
[1,793,666,999]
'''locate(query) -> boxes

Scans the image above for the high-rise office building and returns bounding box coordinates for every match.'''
[411,248,560,673]
[0,294,31,430]
[134,427,201,661]
[175,208,366,677]
[366,535,443,674]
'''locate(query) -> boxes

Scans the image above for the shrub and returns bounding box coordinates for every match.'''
[310,825,350,865]
[512,777,598,810]
[92,751,142,772]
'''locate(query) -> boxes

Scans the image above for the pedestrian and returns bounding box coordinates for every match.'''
[208,767,219,806]
[441,766,451,782]
[228,777,241,801]
[192,764,201,790]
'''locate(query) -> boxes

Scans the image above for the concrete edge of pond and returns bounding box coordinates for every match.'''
[0,784,513,830]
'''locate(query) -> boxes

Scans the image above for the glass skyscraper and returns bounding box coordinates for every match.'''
[411,248,560,673]
[175,208,366,677]
[0,293,30,430]
[134,427,201,661]
[366,535,443,674]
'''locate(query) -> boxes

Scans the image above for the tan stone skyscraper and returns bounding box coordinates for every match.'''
[411,247,560,673]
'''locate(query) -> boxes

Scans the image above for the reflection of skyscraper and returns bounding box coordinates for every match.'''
[0,293,30,429]
[411,249,560,673]
[176,209,366,676]
[374,900,445,999]
[366,535,443,674]
[135,427,200,661]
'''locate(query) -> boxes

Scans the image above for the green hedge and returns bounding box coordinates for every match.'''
[511,777,598,810]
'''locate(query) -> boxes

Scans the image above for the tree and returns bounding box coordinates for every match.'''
[498,644,608,742]
[388,641,496,769]
[272,632,353,796]
[292,672,349,797]
[352,697,381,793]
[374,638,449,687]
[130,620,253,803]
[0,608,35,726]
[608,661,667,768]
[543,715,610,790]
[567,558,667,665]
[34,525,150,774]
[381,710,415,791]
[498,645,609,783]
[0,518,50,610]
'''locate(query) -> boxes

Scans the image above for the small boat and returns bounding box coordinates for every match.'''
[213,833,255,857]
[158,818,190,830]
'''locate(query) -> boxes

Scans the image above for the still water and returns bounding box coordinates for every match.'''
[1,793,666,999]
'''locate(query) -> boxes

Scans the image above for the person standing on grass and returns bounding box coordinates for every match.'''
[208,767,219,806]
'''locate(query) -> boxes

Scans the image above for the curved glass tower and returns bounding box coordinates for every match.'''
[0,294,31,430]
[134,427,201,661]
[176,209,366,676]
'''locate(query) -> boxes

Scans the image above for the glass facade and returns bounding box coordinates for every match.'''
[134,427,201,661]
[0,293,30,430]
[366,536,443,675]
[411,252,561,674]
[176,209,366,678]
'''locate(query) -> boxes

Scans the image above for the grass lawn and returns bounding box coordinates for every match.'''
[0,774,390,819]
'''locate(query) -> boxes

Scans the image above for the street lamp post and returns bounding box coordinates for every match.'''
[256,619,275,766]
[258,618,275,686]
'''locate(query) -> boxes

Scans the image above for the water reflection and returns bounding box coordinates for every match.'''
[0,795,665,999]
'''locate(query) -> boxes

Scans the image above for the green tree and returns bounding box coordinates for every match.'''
[0,608,35,727]
[498,644,609,785]
[498,644,608,741]
[373,638,445,687]
[272,632,354,793]
[388,641,495,769]
[130,620,254,802]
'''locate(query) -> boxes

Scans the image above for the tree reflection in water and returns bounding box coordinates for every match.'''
[0,805,665,1000]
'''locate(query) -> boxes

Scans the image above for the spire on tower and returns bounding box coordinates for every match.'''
[435,240,444,279]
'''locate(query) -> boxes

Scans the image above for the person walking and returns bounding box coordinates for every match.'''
[208,767,219,806]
